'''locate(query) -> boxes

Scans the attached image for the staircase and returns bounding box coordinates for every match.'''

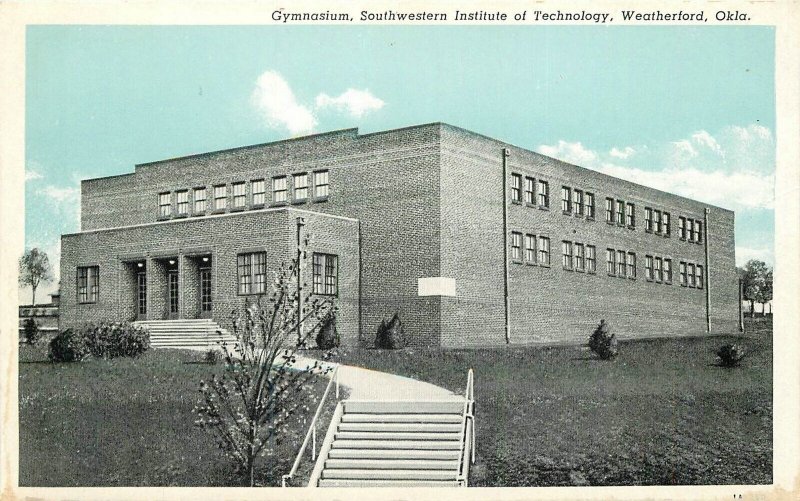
[133,319,237,349]
[309,399,473,487]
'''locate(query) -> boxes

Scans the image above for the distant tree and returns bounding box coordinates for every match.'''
[758,270,773,315]
[18,248,53,306]
[739,260,770,317]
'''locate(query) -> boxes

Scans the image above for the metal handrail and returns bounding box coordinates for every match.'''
[281,363,340,487]
[456,368,475,486]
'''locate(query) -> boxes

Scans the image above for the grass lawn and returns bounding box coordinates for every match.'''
[333,319,772,486]
[19,344,338,487]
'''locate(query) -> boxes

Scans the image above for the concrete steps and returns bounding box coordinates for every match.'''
[133,319,237,349]
[311,399,468,487]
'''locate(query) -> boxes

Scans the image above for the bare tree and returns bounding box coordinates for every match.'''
[19,248,53,305]
[194,252,336,486]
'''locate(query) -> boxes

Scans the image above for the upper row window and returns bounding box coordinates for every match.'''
[510,173,549,209]
[561,186,594,219]
[678,216,703,243]
[158,170,330,218]
[645,207,671,236]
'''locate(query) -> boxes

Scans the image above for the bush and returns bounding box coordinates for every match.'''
[588,319,618,360]
[22,318,40,345]
[717,344,746,367]
[315,314,340,350]
[82,322,150,359]
[204,348,221,365]
[48,329,90,363]
[375,313,406,349]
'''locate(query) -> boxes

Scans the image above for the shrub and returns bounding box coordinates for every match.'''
[82,322,150,359]
[204,348,221,365]
[315,314,340,350]
[588,319,618,360]
[717,344,746,367]
[22,318,40,345]
[375,313,406,349]
[48,329,90,363]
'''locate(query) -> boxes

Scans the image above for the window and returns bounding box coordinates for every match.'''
[680,262,688,286]
[511,232,522,262]
[606,249,615,275]
[525,177,535,205]
[663,212,671,236]
[537,180,549,207]
[538,236,551,265]
[605,198,614,223]
[696,265,704,289]
[585,192,595,219]
[193,187,207,213]
[694,221,702,243]
[616,250,626,276]
[313,253,338,295]
[273,176,288,203]
[214,185,227,210]
[158,192,171,217]
[562,241,573,269]
[232,182,246,208]
[252,179,266,206]
[688,263,696,287]
[626,203,635,228]
[511,173,522,203]
[678,217,686,239]
[654,257,663,282]
[313,170,329,198]
[524,234,536,263]
[176,190,188,215]
[664,259,673,283]
[574,243,585,271]
[645,255,654,280]
[627,252,636,279]
[687,219,695,242]
[237,252,267,295]
[573,190,583,216]
[77,266,99,303]
[615,200,625,225]
[294,173,309,201]
[645,207,653,232]
[654,210,662,234]
[561,186,571,213]
[586,245,596,273]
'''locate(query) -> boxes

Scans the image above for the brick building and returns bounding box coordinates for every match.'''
[60,123,739,347]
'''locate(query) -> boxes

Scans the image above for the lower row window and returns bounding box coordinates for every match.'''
[77,266,99,303]
[313,253,338,295]
[238,251,266,294]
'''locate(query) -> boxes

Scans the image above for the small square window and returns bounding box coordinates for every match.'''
[314,170,329,198]
[273,176,288,203]
[158,192,171,217]
[294,173,309,201]
[214,185,227,210]
[232,182,246,208]
[252,179,266,206]
[193,187,207,213]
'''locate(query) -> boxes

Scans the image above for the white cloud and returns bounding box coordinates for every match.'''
[25,169,43,182]
[250,70,386,134]
[315,89,385,118]
[538,140,598,166]
[41,185,79,202]
[736,246,773,267]
[251,71,317,135]
[609,146,635,160]
[537,125,775,211]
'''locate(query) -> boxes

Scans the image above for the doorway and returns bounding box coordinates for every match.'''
[136,271,147,320]
[167,270,179,319]
[199,267,212,318]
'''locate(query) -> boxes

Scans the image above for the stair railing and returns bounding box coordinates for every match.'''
[281,363,341,487]
[456,368,476,486]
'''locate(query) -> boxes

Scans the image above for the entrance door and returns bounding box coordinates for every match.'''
[199,267,212,318]
[167,270,179,319]
[136,271,147,320]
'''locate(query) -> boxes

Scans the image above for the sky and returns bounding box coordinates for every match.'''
[23,25,775,302]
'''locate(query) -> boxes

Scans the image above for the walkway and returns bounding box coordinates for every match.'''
[293,355,461,401]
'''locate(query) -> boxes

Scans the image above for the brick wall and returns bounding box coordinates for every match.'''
[438,124,739,345]
[61,208,361,345]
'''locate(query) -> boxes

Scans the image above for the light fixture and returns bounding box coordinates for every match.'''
[202,256,209,263]
[168,259,176,265]
[137,262,144,268]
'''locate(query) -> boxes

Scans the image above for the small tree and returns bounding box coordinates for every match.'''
[22,318,40,345]
[375,312,406,349]
[19,248,53,305]
[194,254,336,487]
[739,260,770,317]
[588,319,618,360]
[758,270,773,316]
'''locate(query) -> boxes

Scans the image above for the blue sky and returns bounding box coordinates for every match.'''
[23,25,775,301]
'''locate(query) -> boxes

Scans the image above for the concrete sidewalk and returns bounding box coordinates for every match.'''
[293,355,462,401]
